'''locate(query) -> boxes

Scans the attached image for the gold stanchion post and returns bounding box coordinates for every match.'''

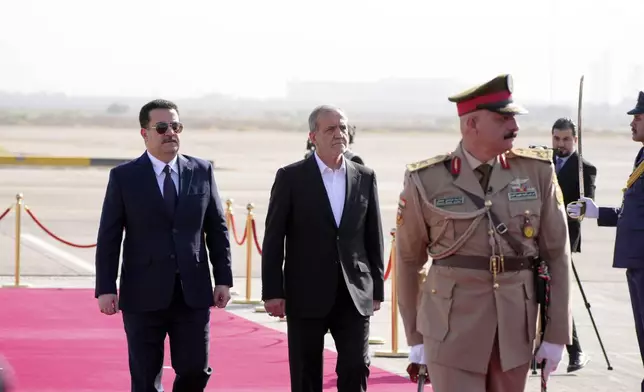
[224,199,239,297]
[3,193,29,288]
[374,228,408,357]
[232,203,262,305]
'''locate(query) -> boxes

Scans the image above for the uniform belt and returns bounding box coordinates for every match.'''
[432,255,534,272]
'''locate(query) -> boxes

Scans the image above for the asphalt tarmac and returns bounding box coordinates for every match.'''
[0,126,641,391]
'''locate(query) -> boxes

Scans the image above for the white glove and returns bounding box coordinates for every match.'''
[566,196,598,219]
[534,341,564,380]
[409,344,425,364]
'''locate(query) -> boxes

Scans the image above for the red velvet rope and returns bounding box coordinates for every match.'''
[383,251,392,281]
[250,219,263,256]
[0,206,11,222]
[24,206,97,248]
[227,214,247,245]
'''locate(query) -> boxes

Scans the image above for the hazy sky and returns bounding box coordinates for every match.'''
[2,0,643,104]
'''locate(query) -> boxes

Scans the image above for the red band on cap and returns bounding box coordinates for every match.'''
[457,91,512,116]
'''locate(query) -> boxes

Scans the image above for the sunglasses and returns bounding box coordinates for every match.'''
[150,121,183,134]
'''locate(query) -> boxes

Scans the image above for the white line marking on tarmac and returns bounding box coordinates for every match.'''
[21,233,95,274]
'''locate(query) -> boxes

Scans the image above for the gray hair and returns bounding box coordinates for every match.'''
[308,105,347,133]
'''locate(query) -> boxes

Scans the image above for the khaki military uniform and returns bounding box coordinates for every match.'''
[396,143,573,391]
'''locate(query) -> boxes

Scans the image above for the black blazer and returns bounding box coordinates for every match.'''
[554,151,597,252]
[94,152,233,312]
[261,154,384,318]
[343,150,365,165]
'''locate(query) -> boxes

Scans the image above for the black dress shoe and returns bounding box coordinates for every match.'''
[567,352,589,373]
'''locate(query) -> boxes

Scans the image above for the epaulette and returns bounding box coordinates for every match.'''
[505,147,552,162]
[406,153,451,172]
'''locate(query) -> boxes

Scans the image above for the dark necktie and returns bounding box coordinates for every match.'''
[163,165,177,215]
[476,163,492,192]
[555,158,563,173]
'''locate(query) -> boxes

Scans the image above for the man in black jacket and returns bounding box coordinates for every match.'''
[95,99,233,391]
[551,117,597,372]
[263,105,384,392]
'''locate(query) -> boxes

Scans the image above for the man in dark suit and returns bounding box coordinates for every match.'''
[551,117,597,372]
[95,99,233,392]
[262,105,384,392]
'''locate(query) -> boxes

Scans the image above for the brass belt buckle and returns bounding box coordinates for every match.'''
[489,255,504,289]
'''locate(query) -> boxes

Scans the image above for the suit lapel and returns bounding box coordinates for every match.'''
[563,152,578,176]
[556,152,577,183]
[178,154,194,201]
[306,155,337,228]
[339,160,360,229]
[136,152,169,218]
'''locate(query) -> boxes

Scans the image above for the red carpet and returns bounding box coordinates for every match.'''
[0,288,421,391]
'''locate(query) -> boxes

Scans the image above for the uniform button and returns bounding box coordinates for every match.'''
[170,254,176,259]
[431,289,437,294]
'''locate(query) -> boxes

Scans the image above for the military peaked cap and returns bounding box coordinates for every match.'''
[448,74,528,117]
[627,91,644,115]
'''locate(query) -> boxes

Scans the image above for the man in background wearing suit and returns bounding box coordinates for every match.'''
[95,99,234,392]
[551,117,597,372]
[262,105,385,392]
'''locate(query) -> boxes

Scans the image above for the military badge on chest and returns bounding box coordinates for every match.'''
[507,178,538,201]
[521,211,535,238]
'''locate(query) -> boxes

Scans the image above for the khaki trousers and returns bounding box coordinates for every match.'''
[425,336,530,392]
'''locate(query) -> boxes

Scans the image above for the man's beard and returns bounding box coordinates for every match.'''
[554,148,572,158]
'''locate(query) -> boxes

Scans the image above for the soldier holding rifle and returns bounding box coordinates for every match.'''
[567,91,644,392]
[396,74,573,391]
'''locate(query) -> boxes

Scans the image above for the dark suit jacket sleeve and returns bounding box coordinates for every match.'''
[583,162,597,199]
[598,207,620,227]
[365,171,385,302]
[351,155,365,165]
[261,168,290,300]
[95,168,125,298]
[204,163,233,287]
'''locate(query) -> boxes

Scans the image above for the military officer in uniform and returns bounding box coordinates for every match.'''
[396,74,573,391]
[567,91,644,392]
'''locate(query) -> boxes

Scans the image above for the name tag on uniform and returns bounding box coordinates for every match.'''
[434,196,464,207]
[508,178,538,201]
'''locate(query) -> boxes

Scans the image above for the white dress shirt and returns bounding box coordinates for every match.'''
[314,153,346,227]
[147,151,179,196]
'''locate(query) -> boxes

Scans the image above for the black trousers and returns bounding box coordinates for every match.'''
[286,268,371,392]
[122,275,211,392]
[625,268,644,392]
[565,319,582,356]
